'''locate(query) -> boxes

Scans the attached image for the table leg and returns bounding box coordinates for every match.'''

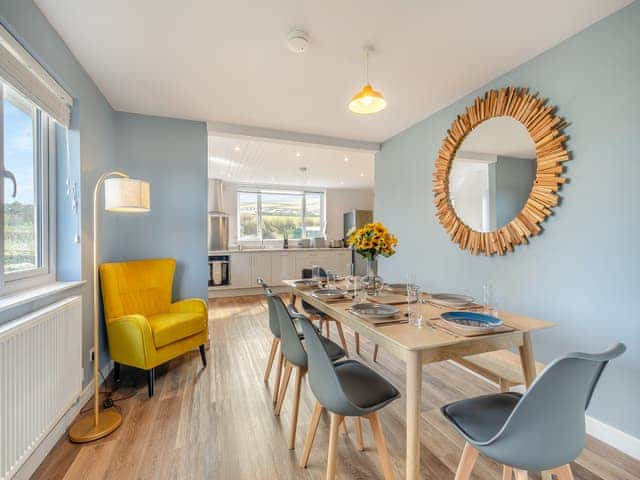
[406,350,422,480]
[518,332,537,388]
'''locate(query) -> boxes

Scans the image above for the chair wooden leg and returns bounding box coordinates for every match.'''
[541,471,554,480]
[549,465,574,480]
[499,378,510,393]
[275,362,293,416]
[324,319,330,337]
[514,470,529,480]
[373,344,379,362]
[264,337,278,383]
[454,442,479,480]
[334,321,349,356]
[355,417,365,451]
[355,333,360,356]
[272,349,284,405]
[502,465,513,480]
[288,367,305,450]
[199,344,207,367]
[326,414,344,480]
[300,401,324,468]
[367,412,395,480]
[147,367,155,398]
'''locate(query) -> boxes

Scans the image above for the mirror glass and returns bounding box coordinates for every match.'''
[448,116,536,232]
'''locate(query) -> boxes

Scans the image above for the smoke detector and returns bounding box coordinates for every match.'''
[287,28,309,53]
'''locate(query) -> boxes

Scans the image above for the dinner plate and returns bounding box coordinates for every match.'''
[350,303,400,319]
[440,311,503,334]
[293,279,320,288]
[311,288,346,300]
[384,283,420,294]
[428,293,474,308]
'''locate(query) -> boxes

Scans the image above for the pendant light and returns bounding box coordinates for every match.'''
[348,47,386,114]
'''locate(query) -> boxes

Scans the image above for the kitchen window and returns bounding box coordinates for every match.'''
[237,189,325,241]
[0,82,55,292]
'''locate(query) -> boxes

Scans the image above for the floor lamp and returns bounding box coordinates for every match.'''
[69,171,150,443]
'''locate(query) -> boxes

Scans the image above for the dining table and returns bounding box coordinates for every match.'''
[284,280,555,480]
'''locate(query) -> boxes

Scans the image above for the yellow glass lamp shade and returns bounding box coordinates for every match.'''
[348,83,387,114]
[104,177,150,212]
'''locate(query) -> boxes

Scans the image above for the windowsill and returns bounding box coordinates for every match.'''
[0,280,86,314]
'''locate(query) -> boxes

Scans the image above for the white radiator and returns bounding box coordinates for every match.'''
[0,296,82,480]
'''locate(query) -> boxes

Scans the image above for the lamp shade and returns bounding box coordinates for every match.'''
[348,83,387,114]
[104,177,150,212]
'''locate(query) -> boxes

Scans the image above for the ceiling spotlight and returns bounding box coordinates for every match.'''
[344,157,349,162]
[296,152,302,158]
[360,172,365,177]
[340,180,345,185]
[287,28,309,53]
[234,146,240,152]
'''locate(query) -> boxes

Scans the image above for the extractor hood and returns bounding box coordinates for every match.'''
[208,178,228,216]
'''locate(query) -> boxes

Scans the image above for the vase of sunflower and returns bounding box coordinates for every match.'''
[346,222,398,296]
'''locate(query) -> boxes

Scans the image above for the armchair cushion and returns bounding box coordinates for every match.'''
[148,312,206,348]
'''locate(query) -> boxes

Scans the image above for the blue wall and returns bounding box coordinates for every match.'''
[0,1,208,385]
[376,2,640,438]
[109,112,208,301]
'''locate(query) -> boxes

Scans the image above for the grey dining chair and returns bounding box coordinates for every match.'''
[258,277,287,405]
[441,343,626,480]
[298,316,400,479]
[299,266,350,355]
[268,291,345,450]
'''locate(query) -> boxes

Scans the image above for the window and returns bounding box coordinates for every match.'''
[0,82,54,291]
[237,189,325,241]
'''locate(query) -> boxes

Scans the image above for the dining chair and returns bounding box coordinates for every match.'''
[298,316,401,480]
[441,343,626,480]
[299,267,350,355]
[268,291,346,450]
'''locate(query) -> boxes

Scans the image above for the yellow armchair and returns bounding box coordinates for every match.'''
[100,258,209,396]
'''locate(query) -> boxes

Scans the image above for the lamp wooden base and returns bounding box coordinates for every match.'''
[69,410,122,443]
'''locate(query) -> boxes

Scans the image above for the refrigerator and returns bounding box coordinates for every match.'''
[343,210,373,276]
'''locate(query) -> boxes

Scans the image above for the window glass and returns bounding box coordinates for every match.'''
[260,192,303,240]
[238,191,258,240]
[304,192,323,238]
[3,87,38,274]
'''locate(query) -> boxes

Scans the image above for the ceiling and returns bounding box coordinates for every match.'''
[208,135,375,189]
[35,0,631,143]
[459,117,536,159]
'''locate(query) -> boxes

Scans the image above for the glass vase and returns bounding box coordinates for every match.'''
[362,258,383,296]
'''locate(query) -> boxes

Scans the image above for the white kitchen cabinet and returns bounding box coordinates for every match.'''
[229,252,272,288]
[271,252,297,285]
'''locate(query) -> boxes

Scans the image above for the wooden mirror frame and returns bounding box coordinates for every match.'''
[433,87,569,256]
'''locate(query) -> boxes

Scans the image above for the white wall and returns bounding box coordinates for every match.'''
[220,182,374,245]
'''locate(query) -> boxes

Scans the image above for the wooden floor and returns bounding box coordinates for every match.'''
[34,296,640,480]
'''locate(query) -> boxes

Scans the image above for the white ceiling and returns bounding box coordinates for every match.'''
[35,0,631,143]
[459,116,536,159]
[208,135,375,189]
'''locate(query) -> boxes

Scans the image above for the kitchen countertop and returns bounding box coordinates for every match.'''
[209,247,351,255]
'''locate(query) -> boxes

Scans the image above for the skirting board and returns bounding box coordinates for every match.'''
[449,360,640,461]
[14,361,114,480]
[208,285,289,298]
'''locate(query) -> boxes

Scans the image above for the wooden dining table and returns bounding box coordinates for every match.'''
[284,280,554,480]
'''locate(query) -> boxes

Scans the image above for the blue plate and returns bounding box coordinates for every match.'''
[441,311,503,333]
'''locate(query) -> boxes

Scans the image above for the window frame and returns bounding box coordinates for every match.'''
[236,187,326,241]
[0,82,56,295]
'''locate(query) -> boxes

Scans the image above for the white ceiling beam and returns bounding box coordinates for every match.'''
[207,121,380,153]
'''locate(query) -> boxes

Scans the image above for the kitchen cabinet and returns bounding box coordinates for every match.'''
[271,252,297,285]
[229,252,272,288]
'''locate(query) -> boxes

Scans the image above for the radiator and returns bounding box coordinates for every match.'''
[0,296,82,480]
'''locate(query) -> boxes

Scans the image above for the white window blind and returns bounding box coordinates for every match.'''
[0,24,72,127]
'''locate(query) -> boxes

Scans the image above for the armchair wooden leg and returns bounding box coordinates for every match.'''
[367,412,394,480]
[355,417,365,451]
[549,465,574,480]
[275,362,293,416]
[326,414,344,480]
[373,344,379,363]
[288,367,305,450]
[199,344,207,367]
[334,321,349,356]
[264,337,278,383]
[454,443,479,480]
[300,401,324,468]
[147,367,155,398]
[503,465,513,480]
[273,349,284,405]
[113,362,121,384]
